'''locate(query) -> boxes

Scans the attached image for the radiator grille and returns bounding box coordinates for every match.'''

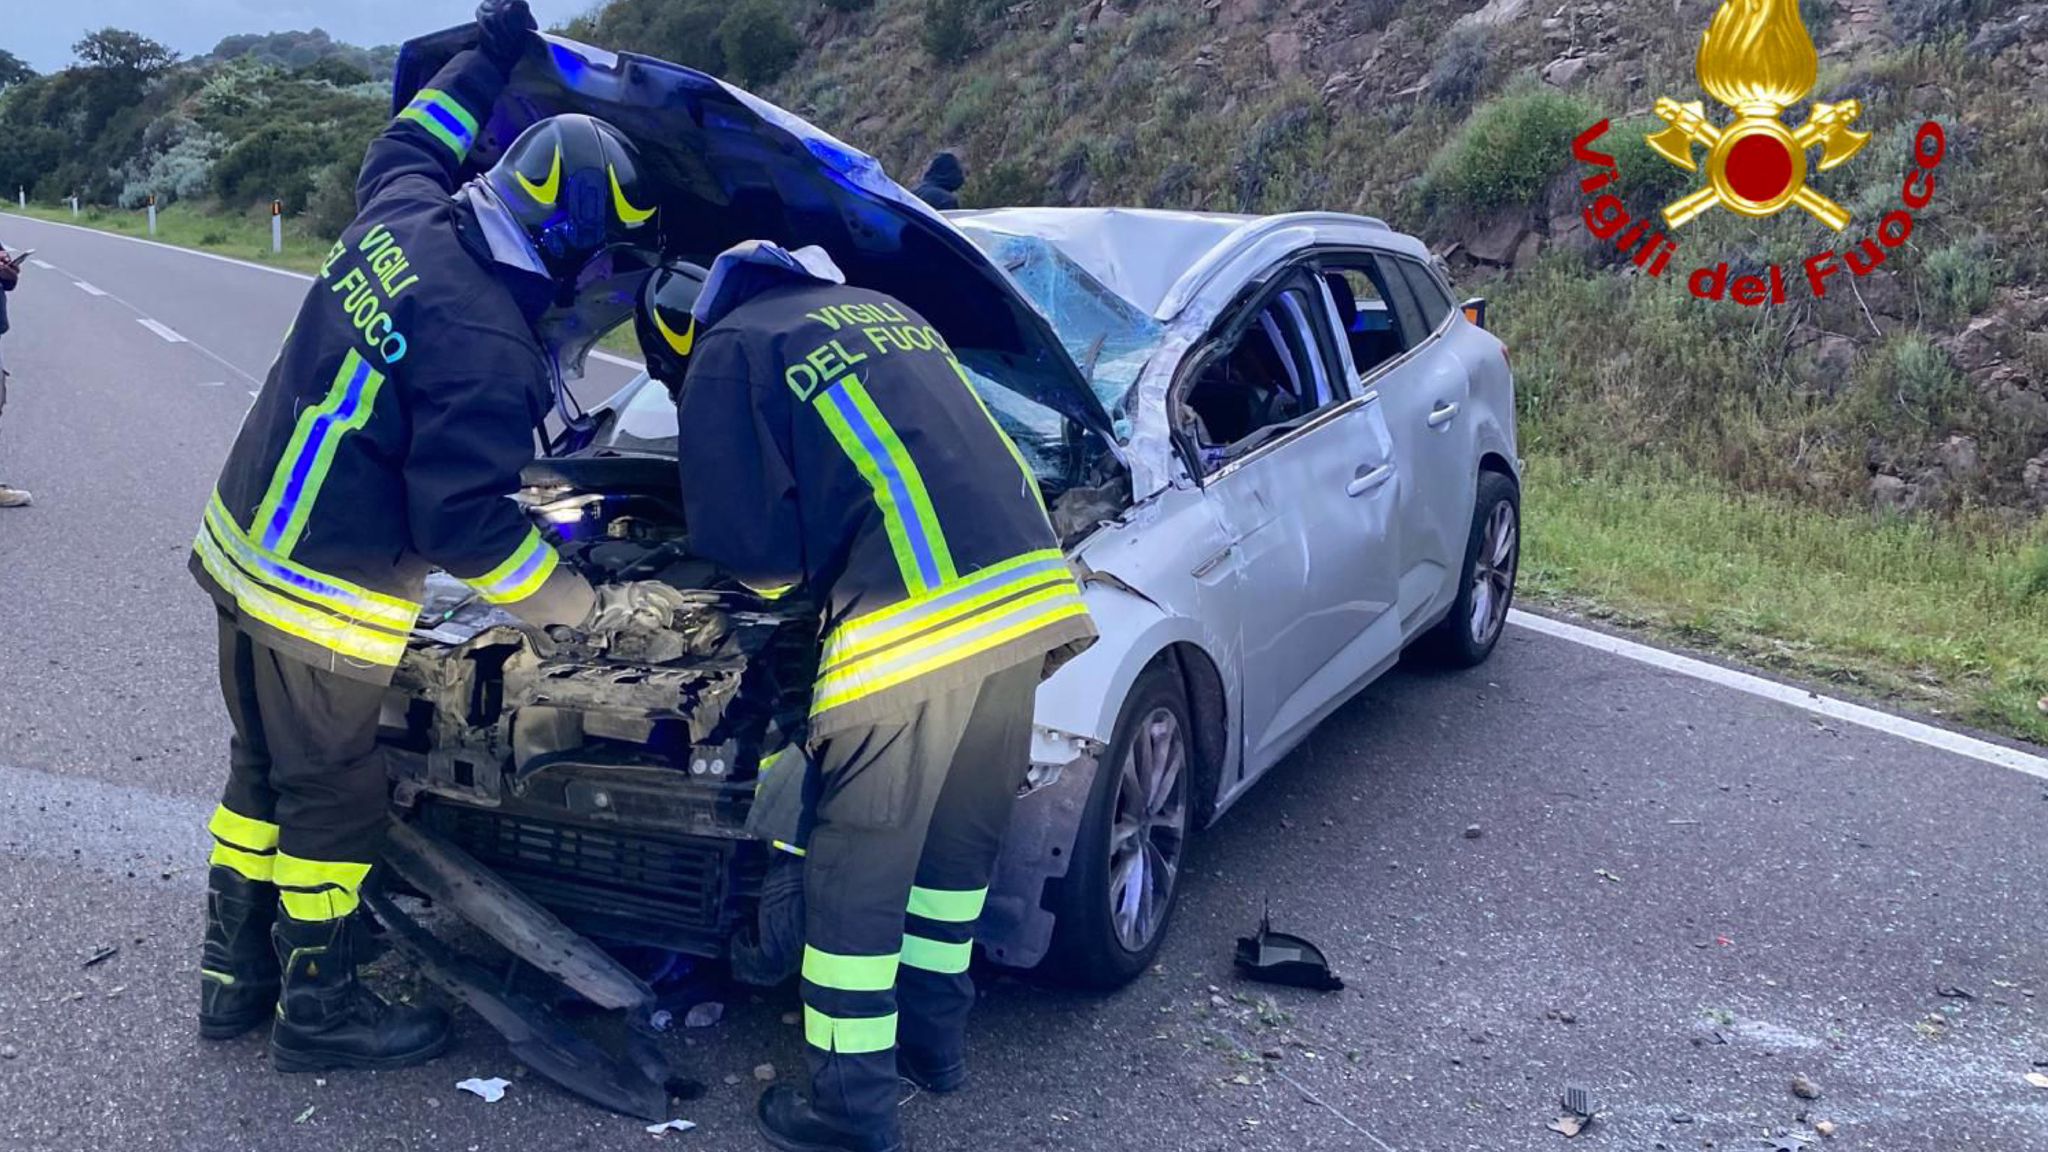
[421,801,761,955]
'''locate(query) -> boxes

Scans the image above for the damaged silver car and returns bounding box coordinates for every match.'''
[371,25,1520,1120]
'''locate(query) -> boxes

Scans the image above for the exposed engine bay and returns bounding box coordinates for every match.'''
[380,453,818,959]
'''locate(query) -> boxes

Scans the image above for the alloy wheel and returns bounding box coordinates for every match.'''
[1107,707,1189,953]
[1467,499,1518,647]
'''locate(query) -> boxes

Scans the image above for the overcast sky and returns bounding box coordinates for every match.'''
[4,1,600,74]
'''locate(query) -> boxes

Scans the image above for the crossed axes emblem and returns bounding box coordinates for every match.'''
[1646,97,1870,231]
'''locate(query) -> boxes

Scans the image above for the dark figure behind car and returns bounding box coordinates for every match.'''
[912,151,966,211]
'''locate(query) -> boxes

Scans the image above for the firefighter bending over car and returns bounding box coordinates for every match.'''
[638,246,1097,1152]
[191,0,685,1072]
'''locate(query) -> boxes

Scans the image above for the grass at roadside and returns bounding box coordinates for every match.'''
[1520,456,2048,745]
[4,201,332,276]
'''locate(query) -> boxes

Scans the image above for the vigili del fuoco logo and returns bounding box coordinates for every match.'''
[1567,0,1947,306]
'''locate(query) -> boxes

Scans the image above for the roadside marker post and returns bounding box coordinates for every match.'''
[271,200,283,254]
[147,194,157,236]
[70,196,79,218]
[15,187,22,208]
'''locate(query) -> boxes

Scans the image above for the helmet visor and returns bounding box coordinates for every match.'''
[535,243,661,377]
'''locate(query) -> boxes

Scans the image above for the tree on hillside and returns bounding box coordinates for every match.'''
[73,28,180,76]
[0,49,36,91]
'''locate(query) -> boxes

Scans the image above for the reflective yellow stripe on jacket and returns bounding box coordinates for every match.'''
[195,492,420,667]
[812,549,1087,717]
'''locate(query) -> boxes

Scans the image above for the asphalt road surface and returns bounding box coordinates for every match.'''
[2,210,2045,1152]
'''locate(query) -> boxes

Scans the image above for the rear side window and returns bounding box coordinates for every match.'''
[1395,259,1455,332]
[1322,264,1417,376]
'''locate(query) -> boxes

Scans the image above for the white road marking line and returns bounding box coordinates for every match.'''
[1507,609,2048,781]
[197,381,225,387]
[74,280,107,296]
[5,210,658,375]
[137,317,188,343]
[248,390,260,398]
[2,208,311,281]
[29,259,54,269]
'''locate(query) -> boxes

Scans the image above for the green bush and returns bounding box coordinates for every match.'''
[1855,334,1967,430]
[1428,29,1492,109]
[1920,240,1995,321]
[1119,8,1189,60]
[1420,84,1593,217]
[819,0,874,10]
[719,0,803,87]
[922,0,977,65]
[304,161,359,239]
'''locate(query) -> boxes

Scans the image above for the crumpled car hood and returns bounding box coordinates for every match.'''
[392,27,1119,452]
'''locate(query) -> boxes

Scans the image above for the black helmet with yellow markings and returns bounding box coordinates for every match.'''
[634,261,708,392]
[485,113,657,284]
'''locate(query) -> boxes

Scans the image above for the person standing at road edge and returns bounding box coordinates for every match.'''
[192,1,684,1073]
[0,242,27,507]
[640,244,1096,1152]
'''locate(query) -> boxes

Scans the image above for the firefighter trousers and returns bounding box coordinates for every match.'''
[800,660,1038,1135]
[205,608,390,923]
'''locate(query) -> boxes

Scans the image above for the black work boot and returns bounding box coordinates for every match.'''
[755,1085,904,1152]
[270,910,450,1073]
[896,1048,965,1094]
[198,865,281,1039]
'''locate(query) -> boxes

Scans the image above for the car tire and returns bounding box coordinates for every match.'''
[1416,470,1520,668]
[1040,663,1192,990]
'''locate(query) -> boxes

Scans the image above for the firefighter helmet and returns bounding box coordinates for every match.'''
[634,261,708,391]
[485,113,658,283]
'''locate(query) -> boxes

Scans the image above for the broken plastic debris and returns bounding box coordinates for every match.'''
[456,1077,511,1103]
[645,1119,697,1136]
[1934,984,1976,1000]
[2024,1072,2048,1090]
[1234,906,1343,992]
[684,1002,724,1028]
[1790,1073,1822,1100]
[293,1105,316,1124]
[1548,1086,1594,1137]
[1814,1119,1838,1137]
[83,946,118,968]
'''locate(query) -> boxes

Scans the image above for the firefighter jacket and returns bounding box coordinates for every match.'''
[675,243,1096,736]
[192,49,590,684]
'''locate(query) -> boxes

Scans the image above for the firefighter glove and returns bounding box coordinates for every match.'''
[476,0,538,70]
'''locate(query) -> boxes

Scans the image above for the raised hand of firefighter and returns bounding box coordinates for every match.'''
[579,581,692,642]
[475,0,538,71]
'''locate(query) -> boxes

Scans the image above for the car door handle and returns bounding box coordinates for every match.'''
[1346,463,1394,497]
[1427,401,1461,428]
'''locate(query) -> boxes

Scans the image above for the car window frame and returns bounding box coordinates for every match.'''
[1170,262,1380,485]
[1393,257,1457,332]
[1309,247,1460,388]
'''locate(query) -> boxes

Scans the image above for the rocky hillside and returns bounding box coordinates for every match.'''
[687,0,2045,521]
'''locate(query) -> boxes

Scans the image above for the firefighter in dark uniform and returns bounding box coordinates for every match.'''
[193,1,685,1072]
[637,246,1097,1152]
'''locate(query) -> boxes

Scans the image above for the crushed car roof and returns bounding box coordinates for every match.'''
[950,208,1430,322]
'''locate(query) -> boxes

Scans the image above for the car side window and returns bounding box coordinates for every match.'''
[1179,278,1348,471]
[1322,264,1418,378]
[1394,259,1455,333]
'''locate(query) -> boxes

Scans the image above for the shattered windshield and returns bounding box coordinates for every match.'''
[965,230,1164,425]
